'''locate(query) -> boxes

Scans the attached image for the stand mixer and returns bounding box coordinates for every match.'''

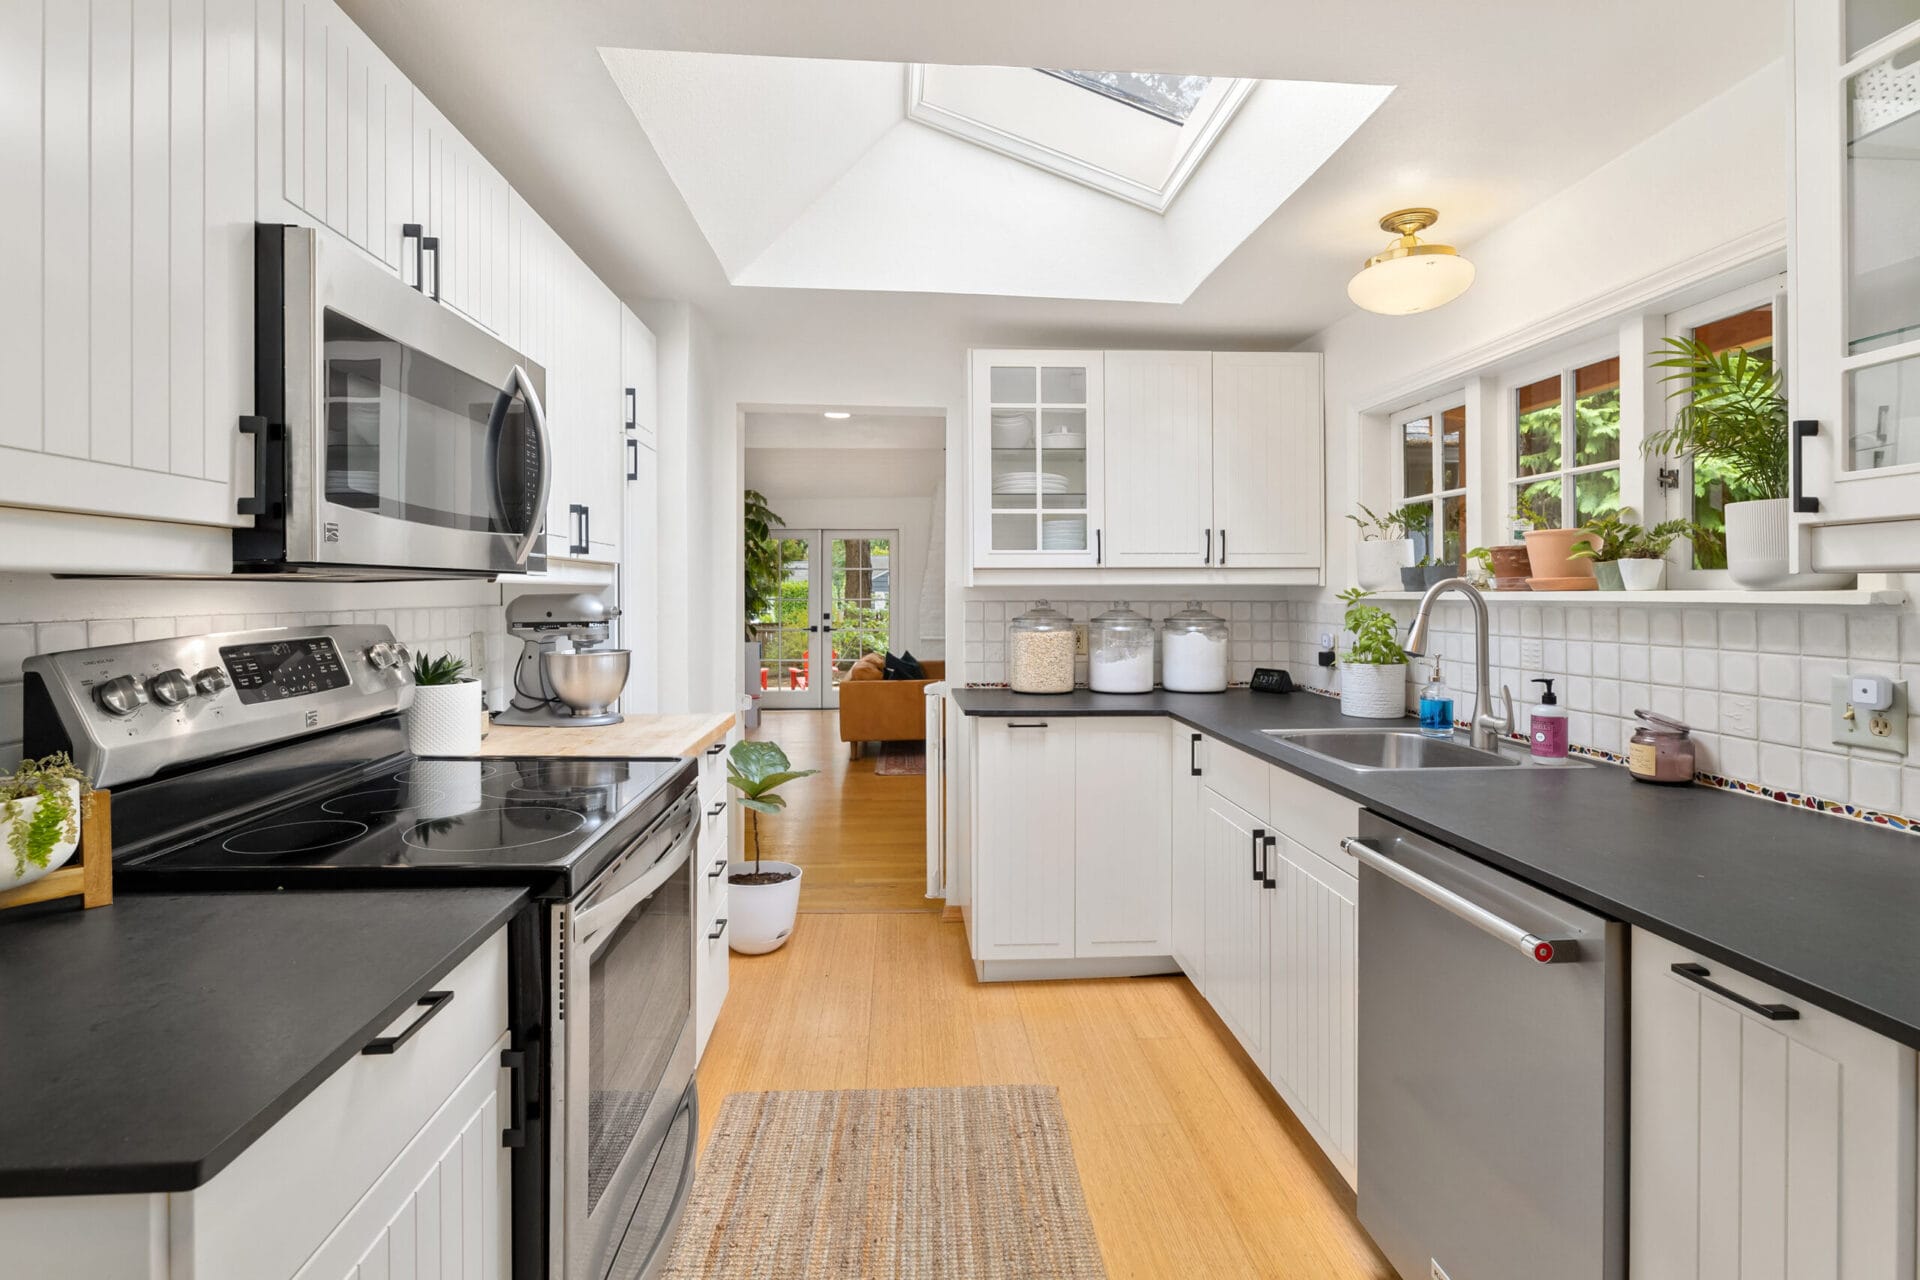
[492,593,630,728]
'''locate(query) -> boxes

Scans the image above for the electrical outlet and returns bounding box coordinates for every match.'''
[1830,676,1909,755]
[1073,623,1089,658]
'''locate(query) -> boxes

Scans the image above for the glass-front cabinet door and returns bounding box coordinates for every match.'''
[971,350,1105,568]
[1791,0,1920,565]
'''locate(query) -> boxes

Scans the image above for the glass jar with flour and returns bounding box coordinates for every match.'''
[1088,603,1154,693]
[1161,602,1229,693]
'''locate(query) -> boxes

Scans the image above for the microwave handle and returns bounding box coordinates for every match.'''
[506,364,551,566]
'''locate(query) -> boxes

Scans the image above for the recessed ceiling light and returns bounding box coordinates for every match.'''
[1347,208,1475,316]
[823,411,851,419]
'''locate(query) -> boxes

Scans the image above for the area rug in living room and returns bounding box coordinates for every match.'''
[662,1084,1107,1280]
[873,742,926,776]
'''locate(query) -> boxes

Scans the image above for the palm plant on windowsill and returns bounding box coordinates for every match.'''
[1336,587,1410,720]
[724,740,818,955]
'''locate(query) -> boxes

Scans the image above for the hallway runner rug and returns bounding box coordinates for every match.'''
[661,1084,1107,1279]
[873,742,927,776]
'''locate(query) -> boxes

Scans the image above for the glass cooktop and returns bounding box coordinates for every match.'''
[121,756,694,894]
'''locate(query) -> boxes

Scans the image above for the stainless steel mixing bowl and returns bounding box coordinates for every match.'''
[541,649,630,716]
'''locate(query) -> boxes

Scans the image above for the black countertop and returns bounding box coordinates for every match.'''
[0,887,525,1196]
[955,686,1920,1051]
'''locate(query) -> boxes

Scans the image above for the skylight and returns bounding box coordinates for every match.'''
[1041,71,1212,125]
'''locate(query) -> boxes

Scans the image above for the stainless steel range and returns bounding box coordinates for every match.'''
[22,625,700,1280]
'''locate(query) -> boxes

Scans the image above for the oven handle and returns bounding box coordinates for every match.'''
[576,805,696,948]
[1341,836,1578,964]
[504,364,551,566]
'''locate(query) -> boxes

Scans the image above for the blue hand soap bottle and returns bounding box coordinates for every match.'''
[1418,658,1453,738]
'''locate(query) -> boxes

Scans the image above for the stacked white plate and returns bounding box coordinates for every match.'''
[990,410,1034,449]
[1041,518,1085,549]
[993,471,1071,496]
[1040,430,1086,450]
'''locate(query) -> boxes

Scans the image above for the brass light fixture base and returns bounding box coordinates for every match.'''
[1378,208,1440,237]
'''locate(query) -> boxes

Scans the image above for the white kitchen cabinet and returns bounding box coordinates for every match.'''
[1102,351,1214,568]
[0,0,254,530]
[622,304,659,451]
[971,718,1078,961]
[1264,832,1358,1184]
[1170,725,1207,984]
[413,90,511,337]
[970,350,1106,568]
[695,723,740,1058]
[1200,786,1268,1065]
[1072,719,1172,957]
[1211,352,1323,569]
[1630,928,1917,1279]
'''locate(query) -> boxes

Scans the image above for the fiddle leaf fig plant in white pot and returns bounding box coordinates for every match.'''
[725,740,818,955]
[2,754,92,891]
[1336,587,1410,720]
[405,651,483,757]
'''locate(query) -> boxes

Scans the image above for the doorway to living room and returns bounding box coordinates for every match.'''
[754,529,895,709]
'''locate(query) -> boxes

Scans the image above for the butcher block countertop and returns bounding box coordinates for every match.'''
[476,711,735,759]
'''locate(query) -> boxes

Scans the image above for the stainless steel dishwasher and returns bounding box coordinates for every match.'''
[1344,812,1624,1280]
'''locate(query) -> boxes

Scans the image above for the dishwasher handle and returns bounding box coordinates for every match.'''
[1341,836,1577,964]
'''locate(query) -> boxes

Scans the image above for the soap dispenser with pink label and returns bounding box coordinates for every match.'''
[1529,677,1568,759]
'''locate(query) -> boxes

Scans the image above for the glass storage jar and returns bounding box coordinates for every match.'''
[1161,602,1229,693]
[1007,601,1077,694]
[1628,708,1696,785]
[1088,602,1154,694]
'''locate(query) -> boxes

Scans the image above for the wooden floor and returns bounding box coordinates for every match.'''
[747,709,935,914]
[702,709,1393,1279]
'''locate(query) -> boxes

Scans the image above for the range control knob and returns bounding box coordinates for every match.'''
[192,667,230,697]
[94,674,149,718]
[365,641,402,670]
[147,668,193,707]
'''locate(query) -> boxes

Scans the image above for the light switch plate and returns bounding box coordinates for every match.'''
[1830,677,1909,755]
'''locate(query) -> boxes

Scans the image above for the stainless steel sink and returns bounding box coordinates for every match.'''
[1263,728,1525,771]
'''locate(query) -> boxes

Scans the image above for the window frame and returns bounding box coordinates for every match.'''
[1500,339,1628,537]
[1659,275,1788,585]
[1390,391,1470,569]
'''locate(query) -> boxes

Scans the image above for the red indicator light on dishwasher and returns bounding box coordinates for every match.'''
[1533,941,1555,963]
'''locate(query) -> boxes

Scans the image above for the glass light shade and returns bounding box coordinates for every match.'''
[1347,249,1476,315]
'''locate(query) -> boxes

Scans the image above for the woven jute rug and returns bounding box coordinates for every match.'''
[663,1084,1107,1279]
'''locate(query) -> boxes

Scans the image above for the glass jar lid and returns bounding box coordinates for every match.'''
[1089,602,1151,635]
[1163,601,1228,638]
[1633,708,1692,738]
[1009,600,1072,633]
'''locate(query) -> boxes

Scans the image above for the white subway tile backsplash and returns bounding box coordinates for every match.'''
[1850,758,1902,811]
[1649,609,1683,646]
[1758,699,1801,745]
[1759,743,1802,790]
[1758,609,1798,653]
[0,627,31,684]
[1756,653,1799,699]
[1802,609,1847,656]
[1720,651,1757,694]
[36,622,86,654]
[1683,609,1717,647]
[1849,612,1898,661]
[1650,646,1684,686]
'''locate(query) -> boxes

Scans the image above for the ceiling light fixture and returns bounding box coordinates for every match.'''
[1346,208,1475,316]
[823,411,851,419]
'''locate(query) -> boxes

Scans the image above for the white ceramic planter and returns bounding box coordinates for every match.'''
[1340,662,1408,719]
[1618,559,1667,591]
[405,679,483,757]
[1723,497,1857,590]
[727,860,803,954]
[1355,538,1415,591]
[2,779,83,890]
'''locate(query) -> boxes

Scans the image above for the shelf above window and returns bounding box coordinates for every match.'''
[1366,587,1907,607]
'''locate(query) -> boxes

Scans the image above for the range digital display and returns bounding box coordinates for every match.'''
[220,637,350,705]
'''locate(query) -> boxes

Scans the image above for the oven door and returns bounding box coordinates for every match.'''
[273,225,550,576]
[557,795,698,1280]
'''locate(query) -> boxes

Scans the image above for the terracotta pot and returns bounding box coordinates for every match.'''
[1489,545,1532,578]
[1524,528,1597,581]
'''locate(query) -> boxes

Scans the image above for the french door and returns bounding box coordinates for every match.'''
[752,529,895,709]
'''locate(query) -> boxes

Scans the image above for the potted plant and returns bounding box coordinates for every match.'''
[1644,337,1849,588]
[2,754,91,891]
[406,651,483,757]
[1421,557,1455,590]
[1464,546,1494,588]
[1620,519,1719,591]
[1348,503,1415,591]
[1483,541,1533,589]
[1568,509,1642,590]
[1395,501,1433,563]
[725,739,818,954]
[1513,490,1596,585]
[1399,555,1431,592]
[743,488,788,688]
[1336,587,1409,719]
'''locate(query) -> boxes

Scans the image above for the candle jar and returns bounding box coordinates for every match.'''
[1628,709,1696,785]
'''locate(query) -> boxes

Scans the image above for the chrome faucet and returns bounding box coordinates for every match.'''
[1404,577,1512,752]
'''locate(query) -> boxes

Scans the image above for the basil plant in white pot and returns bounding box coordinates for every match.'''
[1336,587,1410,719]
[725,740,817,955]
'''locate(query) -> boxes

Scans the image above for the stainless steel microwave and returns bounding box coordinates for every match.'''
[237,223,549,578]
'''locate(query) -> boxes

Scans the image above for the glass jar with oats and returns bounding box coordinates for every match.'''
[1007,601,1077,694]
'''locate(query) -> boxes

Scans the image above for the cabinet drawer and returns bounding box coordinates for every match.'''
[1268,765,1361,870]
[175,928,510,1280]
[1196,734,1269,821]
[697,735,732,801]
[698,810,730,928]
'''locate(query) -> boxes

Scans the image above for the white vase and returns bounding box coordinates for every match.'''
[1340,662,1408,719]
[1723,498,1858,590]
[405,679,483,757]
[1,779,83,890]
[727,860,803,954]
[1618,559,1667,591]
[1355,538,1415,591]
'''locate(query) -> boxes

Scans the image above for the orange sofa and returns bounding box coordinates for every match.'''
[838,659,945,758]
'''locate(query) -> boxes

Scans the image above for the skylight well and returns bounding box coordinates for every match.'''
[1041,70,1212,124]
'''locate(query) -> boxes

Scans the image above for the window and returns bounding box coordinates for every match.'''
[1510,357,1622,534]
[1668,296,1778,570]
[1394,396,1468,570]
[1039,71,1212,124]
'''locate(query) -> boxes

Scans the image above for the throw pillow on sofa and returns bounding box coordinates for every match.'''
[882,650,925,681]
[848,652,885,681]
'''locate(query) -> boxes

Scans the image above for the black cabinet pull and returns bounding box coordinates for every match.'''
[1251,828,1265,882]
[402,222,424,291]
[708,917,729,941]
[567,503,588,555]
[362,990,454,1055]
[1670,963,1798,1020]
[1261,833,1277,889]
[1008,721,1049,729]
[1792,420,1821,514]
[707,857,727,879]
[705,742,727,756]
[1095,528,1103,564]
[625,387,637,432]
[1204,528,1212,565]
[500,1048,528,1148]
[1189,732,1202,777]
[1219,529,1228,565]
[235,415,277,516]
[626,436,639,481]
[706,800,725,817]
[421,235,440,301]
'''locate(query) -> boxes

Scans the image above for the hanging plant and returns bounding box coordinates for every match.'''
[2,754,92,879]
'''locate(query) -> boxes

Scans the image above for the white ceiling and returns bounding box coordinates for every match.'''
[340,0,1784,347]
